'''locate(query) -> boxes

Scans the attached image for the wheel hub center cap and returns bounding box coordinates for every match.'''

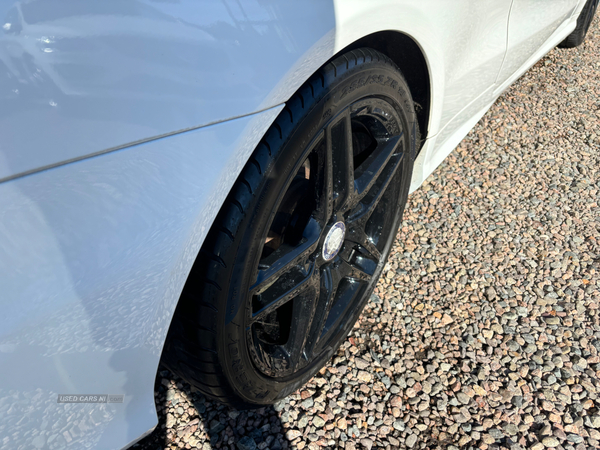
[322,221,346,261]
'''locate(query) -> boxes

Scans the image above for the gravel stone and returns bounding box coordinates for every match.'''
[567,434,584,444]
[542,436,560,447]
[236,436,257,450]
[507,340,521,351]
[312,416,325,428]
[405,434,418,448]
[489,428,504,440]
[360,438,373,450]
[456,392,471,405]
[588,416,600,428]
[392,420,405,431]
[504,423,519,436]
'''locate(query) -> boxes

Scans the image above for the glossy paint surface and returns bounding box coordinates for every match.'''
[0,0,587,448]
[0,0,336,181]
[334,0,511,145]
[496,0,580,84]
[0,106,282,449]
[410,0,581,193]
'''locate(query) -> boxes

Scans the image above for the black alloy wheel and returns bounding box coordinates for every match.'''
[163,48,420,407]
[249,97,408,378]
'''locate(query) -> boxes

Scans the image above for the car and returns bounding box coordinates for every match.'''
[0,0,597,448]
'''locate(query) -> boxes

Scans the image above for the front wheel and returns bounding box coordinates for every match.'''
[163,48,419,407]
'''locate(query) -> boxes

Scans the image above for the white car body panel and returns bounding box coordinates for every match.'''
[0,0,337,182]
[0,0,587,448]
[335,0,512,145]
[497,0,581,85]
[409,0,582,192]
[0,105,283,450]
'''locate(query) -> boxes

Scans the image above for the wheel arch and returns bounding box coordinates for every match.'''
[339,30,432,145]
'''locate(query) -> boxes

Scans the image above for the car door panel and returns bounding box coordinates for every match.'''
[496,0,581,85]
[432,1,512,127]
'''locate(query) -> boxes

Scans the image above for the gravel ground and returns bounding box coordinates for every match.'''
[135,18,600,450]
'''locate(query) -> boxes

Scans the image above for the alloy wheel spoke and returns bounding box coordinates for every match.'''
[309,131,333,225]
[337,243,375,281]
[339,258,372,282]
[353,133,403,204]
[326,111,355,212]
[281,270,322,371]
[345,226,382,262]
[299,264,349,358]
[251,218,321,294]
[250,263,318,324]
[348,150,405,227]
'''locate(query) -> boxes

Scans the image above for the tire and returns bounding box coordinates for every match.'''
[559,0,598,48]
[162,48,420,408]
